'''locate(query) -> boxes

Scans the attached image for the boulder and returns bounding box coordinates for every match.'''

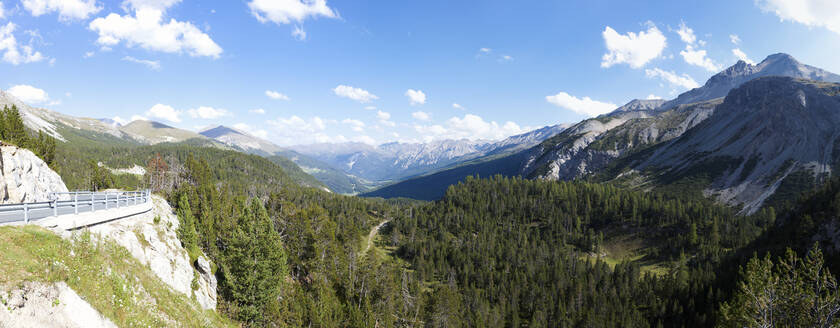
[0,145,68,204]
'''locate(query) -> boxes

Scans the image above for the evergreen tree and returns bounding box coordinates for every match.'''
[221,199,289,326]
[176,194,199,261]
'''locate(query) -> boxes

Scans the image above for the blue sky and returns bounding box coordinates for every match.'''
[2,0,840,146]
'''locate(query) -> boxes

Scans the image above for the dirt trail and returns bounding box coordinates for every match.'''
[364,220,390,255]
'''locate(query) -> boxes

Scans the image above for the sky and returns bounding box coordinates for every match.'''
[2,0,840,146]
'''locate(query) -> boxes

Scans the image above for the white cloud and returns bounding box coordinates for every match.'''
[0,23,48,65]
[8,84,50,104]
[354,135,376,145]
[601,23,667,69]
[680,45,721,72]
[292,25,306,40]
[0,2,5,19]
[146,103,181,123]
[122,56,160,70]
[364,106,376,110]
[376,110,394,126]
[757,0,840,35]
[646,94,662,100]
[112,116,128,125]
[233,123,269,139]
[265,90,290,100]
[267,115,334,145]
[500,55,513,61]
[405,89,426,105]
[674,22,720,72]
[341,118,365,132]
[22,0,101,21]
[113,115,147,125]
[89,1,223,58]
[187,106,229,119]
[676,21,696,44]
[414,114,527,142]
[411,111,430,121]
[253,129,269,139]
[122,0,181,11]
[645,68,700,90]
[248,0,338,24]
[376,110,390,120]
[732,48,756,65]
[452,103,464,110]
[333,85,377,103]
[545,91,618,117]
[479,47,491,53]
[83,51,95,58]
[729,34,741,45]
[249,108,266,114]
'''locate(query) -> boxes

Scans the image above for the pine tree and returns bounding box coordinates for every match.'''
[222,199,289,326]
[3,105,27,146]
[176,194,199,262]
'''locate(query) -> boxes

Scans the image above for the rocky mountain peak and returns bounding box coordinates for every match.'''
[609,98,668,114]
[660,53,840,111]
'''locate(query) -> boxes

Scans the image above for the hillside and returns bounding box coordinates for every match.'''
[614,77,840,212]
[121,120,209,145]
[0,225,232,327]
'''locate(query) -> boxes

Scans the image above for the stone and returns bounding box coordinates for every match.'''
[0,145,68,204]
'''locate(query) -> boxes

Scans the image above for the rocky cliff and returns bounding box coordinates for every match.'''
[86,195,218,310]
[0,144,68,204]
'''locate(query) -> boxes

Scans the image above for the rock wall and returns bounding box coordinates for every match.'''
[85,195,218,310]
[0,145,68,204]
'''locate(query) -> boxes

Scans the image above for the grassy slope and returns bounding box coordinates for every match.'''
[0,226,233,327]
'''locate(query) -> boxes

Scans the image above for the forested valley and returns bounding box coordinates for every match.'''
[29,125,835,327]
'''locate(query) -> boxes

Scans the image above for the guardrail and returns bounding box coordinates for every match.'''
[0,190,151,225]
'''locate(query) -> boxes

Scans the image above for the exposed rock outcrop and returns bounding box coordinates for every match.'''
[0,282,116,328]
[0,145,68,204]
[85,195,217,310]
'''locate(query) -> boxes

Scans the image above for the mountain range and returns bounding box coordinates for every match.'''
[289,123,568,183]
[365,53,840,214]
[0,92,565,195]
[4,52,839,215]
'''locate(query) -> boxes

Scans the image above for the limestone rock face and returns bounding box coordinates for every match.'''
[86,195,218,310]
[0,145,68,204]
[0,281,116,328]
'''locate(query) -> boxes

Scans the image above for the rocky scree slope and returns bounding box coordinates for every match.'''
[523,99,718,181]
[629,77,840,213]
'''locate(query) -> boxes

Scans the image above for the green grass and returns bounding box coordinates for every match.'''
[0,225,234,327]
[578,227,671,277]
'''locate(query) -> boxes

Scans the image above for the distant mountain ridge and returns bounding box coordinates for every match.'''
[199,125,283,155]
[365,53,840,210]
[291,124,568,182]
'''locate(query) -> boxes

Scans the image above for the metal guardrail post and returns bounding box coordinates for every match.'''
[53,199,57,217]
[105,193,109,210]
[23,203,28,224]
[74,193,78,215]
